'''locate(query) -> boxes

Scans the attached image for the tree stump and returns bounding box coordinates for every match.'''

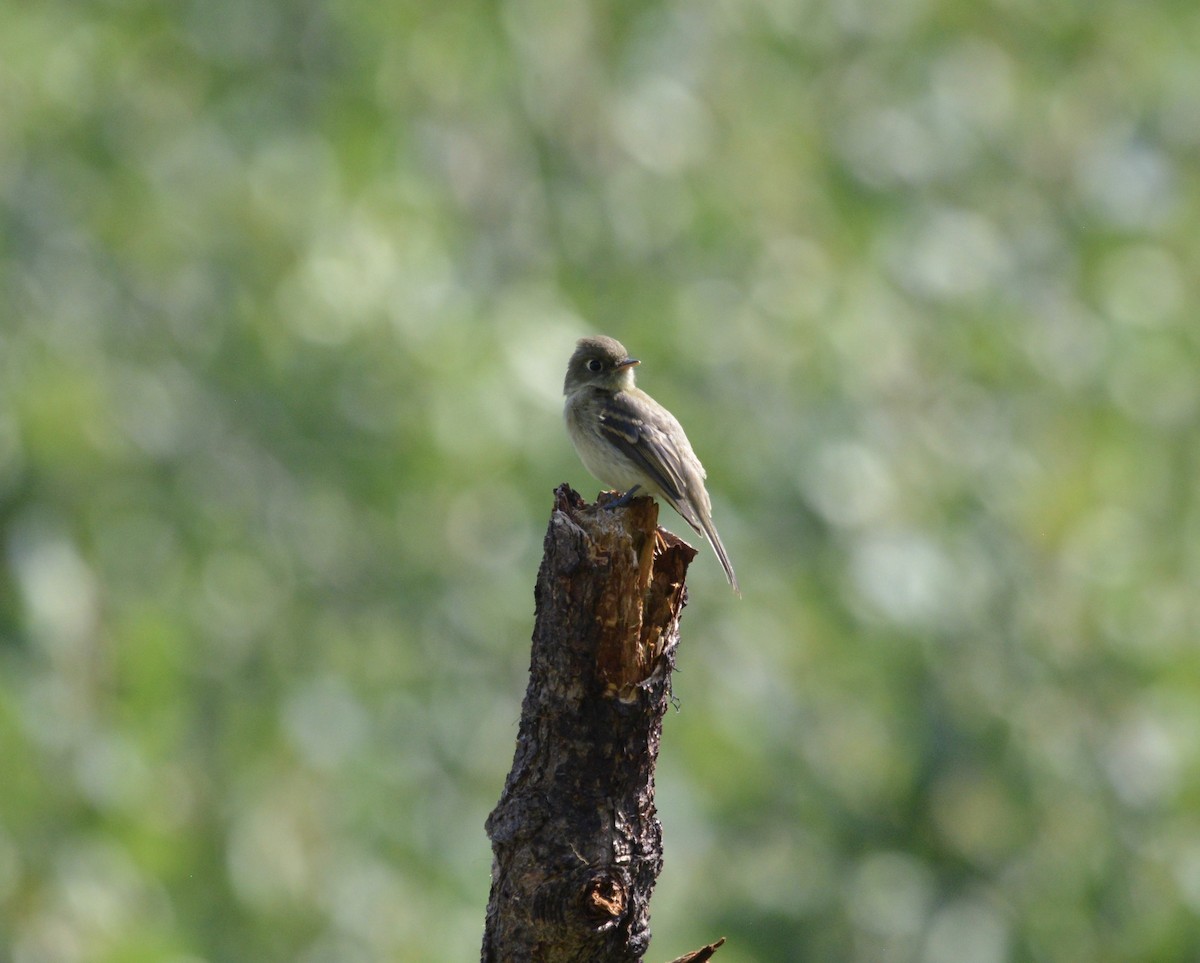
[481,484,720,962]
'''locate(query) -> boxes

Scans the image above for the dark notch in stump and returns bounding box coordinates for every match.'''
[482,484,724,963]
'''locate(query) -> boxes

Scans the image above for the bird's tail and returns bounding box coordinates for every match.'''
[663,492,741,595]
[699,511,740,596]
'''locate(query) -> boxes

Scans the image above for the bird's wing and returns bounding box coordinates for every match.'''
[596,391,704,530]
[597,389,739,593]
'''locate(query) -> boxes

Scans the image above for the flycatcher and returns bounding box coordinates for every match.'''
[563,335,739,594]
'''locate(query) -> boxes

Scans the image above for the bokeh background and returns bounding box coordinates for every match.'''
[3,0,1199,960]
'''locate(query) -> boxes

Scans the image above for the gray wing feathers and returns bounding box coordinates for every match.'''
[597,393,693,509]
[597,391,740,593]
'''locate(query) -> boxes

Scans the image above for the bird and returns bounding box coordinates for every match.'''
[563,335,739,594]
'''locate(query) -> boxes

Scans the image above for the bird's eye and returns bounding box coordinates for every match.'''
[586,359,603,373]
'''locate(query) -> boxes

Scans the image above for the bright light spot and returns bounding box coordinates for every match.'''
[838,106,940,187]
[849,531,952,627]
[74,731,150,813]
[1108,334,1199,428]
[1020,287,1109,390]
[611,77,712,173]
[1060,506,1142,588]
[1097,244,1184,328]
[282,676,370,772]
[922,897,1009,963]
[9,527,97,659]
[227,799,312,909]
[1076,132,1176,230]
[847,851,934,937]
[1103,712,1179,808]
[930,39,1015,135]
[1172,839,1200,912]
[751,235,836,321]
[200,550,286,646]
[883,207,1011,302]
[802,441,895,528]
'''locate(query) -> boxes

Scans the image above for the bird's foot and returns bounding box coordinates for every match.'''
[603,485,642,510]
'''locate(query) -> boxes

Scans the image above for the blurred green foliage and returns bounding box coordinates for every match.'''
[2,0,1199,960]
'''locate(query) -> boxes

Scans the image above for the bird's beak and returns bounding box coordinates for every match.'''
[616,357,640,369]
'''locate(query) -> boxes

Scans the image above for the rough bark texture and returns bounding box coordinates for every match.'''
[481,484,709,962]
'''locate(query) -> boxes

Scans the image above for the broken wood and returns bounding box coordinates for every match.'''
[481,484,723,962]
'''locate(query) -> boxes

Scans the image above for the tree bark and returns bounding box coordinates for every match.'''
[482,484,717,962]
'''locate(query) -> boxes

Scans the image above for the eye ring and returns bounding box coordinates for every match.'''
[586,359,604,373]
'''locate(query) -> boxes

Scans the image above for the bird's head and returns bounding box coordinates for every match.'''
[563,336,640,395]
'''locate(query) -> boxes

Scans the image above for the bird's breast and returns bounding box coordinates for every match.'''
[565,398,644,490]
